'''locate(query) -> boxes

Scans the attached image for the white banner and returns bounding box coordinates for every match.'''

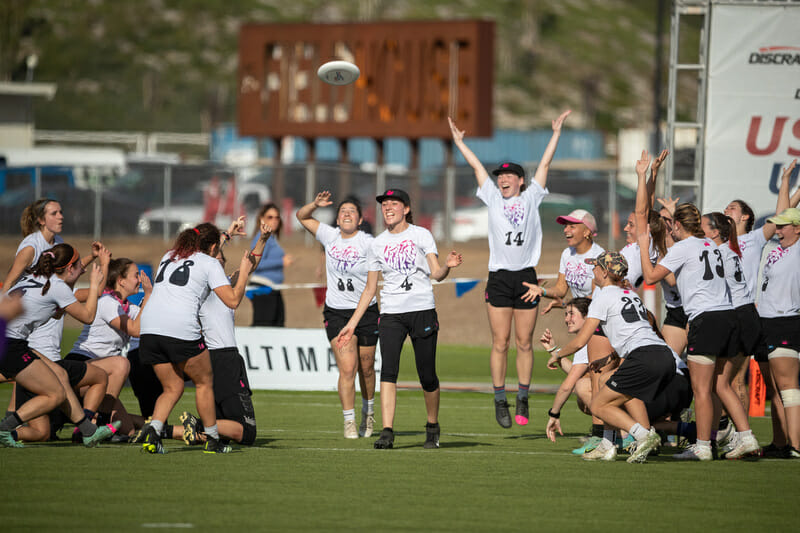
[235,327,381,391]
[704,4,800,221]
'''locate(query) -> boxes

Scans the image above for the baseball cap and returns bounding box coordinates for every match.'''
[491,162,525,178]
[767,207,800,226]
[556,209,598,236]
[376,188,410,205]
[584,251,628,277]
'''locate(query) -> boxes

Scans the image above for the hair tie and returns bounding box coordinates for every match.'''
[43,251,55,258]
[193,228,200,235]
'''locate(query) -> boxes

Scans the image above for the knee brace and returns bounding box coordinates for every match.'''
[768,347,800,360]
[780,388,800,408]
[687,354,715,365]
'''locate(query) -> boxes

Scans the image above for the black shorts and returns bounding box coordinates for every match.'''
[593,325,606,337]
[323,303,379,346]
[686,310,739,359]
[139,334,207,365]
[15,358,87,410]
[755,315,800,362]
[606,345,676,402]
[127,348,163,418]
[734,304,762,356]
[210,347,252,401]
[645,372,692,421]
[378,309,439,391]
[0,339,37,379]
[663,305,689,329]
[485,268,539,309]
[64,352,90,363]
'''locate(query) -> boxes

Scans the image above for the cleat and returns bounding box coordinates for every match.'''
[494,399,512,429]
[72,427,83,444]
[344,419,358,439]
[0,429,24,448]
[789,448,800,459]
[130,422,150,444]
[673,443,713,461]
[761,443,791,459]
[627,428,661,463]
[374,427,394,449]
[110,433,130,443]
[83,423,116,447]
[514,397,529,426]
[203,437,232,454]
[141,425,166,454]
[716,422,735,450]
[725,433,761,460]
[718,433,739,458]
[619,434,636,453]
[572,436,601,455]
[582,441,616,461]
[359,412,375,438]
[180,411,202,445]
[423,423,440,449]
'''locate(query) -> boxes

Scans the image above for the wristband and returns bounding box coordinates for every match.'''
[547,345,560,353]
[542,287,547,297]
[221,231,231,241]
[548,409,560,419]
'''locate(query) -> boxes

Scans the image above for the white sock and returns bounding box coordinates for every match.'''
[600,437,613,449]
[150,419,164,433]
[737,429,753,438]
[343,409,355,422]
[629,423,649,441]
[204,425,219,439]
[363,398,374,415]
[696,439,711,449]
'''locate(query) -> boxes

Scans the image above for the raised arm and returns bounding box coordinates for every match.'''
[109,271,152,337]
[448,117,490,187]
[215,222,272,309]
[763,159,798,240]
[648,149,669,208]
[296,191,333,236]
[533,110,571,189]
[427,250,462,282]
[634,150,651,233]
[64,263,104,324]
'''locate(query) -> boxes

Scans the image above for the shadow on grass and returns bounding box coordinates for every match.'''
[392,441,482,450]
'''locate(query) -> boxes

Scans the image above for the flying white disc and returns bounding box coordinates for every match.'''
[317,60,360,86]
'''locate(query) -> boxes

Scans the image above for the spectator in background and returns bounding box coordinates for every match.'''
[250,203,294,327]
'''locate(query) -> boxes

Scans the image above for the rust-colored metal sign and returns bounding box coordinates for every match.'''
[238,20,494,139]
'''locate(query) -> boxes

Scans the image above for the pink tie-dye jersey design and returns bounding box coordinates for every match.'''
[383,240,418,275]
[503,201,525,227]
[327,244,361,274]
[564,261,592,291]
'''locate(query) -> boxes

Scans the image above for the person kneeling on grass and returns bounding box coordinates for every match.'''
[549,251,676,463]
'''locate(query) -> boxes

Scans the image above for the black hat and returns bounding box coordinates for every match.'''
[376,188,410,205]
[491,162,525,178]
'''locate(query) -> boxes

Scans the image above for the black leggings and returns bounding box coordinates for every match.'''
[378,310,439,392]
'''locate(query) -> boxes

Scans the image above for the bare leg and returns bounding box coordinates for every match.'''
[358,345,376,402]
[512,308,537,387]
[331,337,358,412]
[380,382,397,429]
[689,360,716,441]
[487,305,512,389]
[769,356,800,450]
[182,350,216,429]
[714,355,750,431]
[423,388,440,425]
[759,361,787,447]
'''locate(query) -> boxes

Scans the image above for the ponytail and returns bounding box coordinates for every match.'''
[674,203,704,239]
[29,243,78,295]
[170,223,221,260]
[710,212,741,258]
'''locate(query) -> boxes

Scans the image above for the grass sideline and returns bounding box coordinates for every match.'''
[1,332,794,530]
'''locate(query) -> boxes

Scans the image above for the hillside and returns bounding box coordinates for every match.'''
[2,0,700,136]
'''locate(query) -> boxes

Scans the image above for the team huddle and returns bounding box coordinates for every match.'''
[1,112,799,459]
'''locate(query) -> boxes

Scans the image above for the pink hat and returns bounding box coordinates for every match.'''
[556,209,597,235]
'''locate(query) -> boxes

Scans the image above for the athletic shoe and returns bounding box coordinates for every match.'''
[71,427,83,444]
[572,436,601,455]
[627,428,661,463]
[725,433,761,460]
[180,411,202,445]
[494,399,512,429]
[789,448,800,459]
[716,422,735,450]
[423,423,440,449]
[761,443,791,459]
[344,419,358,439]
[203,437,232,454]
[359,411,375,438]
[619,434,636,453]
[83,421,119,448]
[141,425,166,454]
[110,433,130,443]
[514,397,529,426]
[374,427,394,449]
[583,441,616,461]
[0,430,24,448]
[673,443,713,461]
[130,420,150,444]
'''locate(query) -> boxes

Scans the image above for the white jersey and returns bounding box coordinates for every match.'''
[758,241,800,318]
[559,242,605,298]
[5,274,76,350]
[738,227,768,299]
[659,236,733,321]
[199,289,236,350]
[718,244,751,308]
[477,179,547,271]
[140,251,230,340]
[573,345,589,365]
[16,231,65,361]
[587,285,667,358]
[620,241,659,289]
[70,294,129,359]
[368,224,437,314]
[316,223,376,309]
[127,304,141,352]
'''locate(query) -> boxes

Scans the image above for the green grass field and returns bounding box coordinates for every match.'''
[1,335,796,531]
